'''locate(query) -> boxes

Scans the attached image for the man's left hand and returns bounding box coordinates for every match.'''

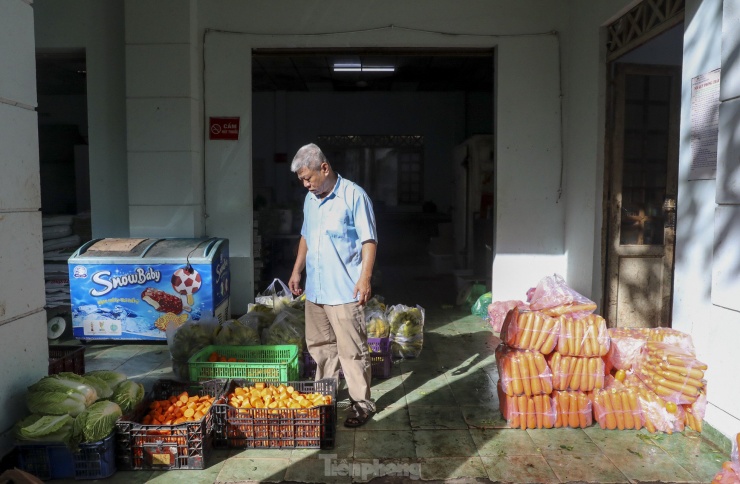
[353,281,371,306]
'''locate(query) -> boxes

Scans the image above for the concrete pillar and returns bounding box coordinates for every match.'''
[0,0,50,456]
[125,0,204,237]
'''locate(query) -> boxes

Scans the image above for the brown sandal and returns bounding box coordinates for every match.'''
[344,403,374,428]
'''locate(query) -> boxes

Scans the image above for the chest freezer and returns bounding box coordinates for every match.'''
[68,237,230,341]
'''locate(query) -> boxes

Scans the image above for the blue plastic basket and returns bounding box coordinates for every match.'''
[16,431,116,480]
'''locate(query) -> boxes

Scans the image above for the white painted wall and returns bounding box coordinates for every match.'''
[673,0,740,442]
[0,0,50,457]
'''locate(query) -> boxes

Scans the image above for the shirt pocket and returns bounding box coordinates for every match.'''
[324,206,351,238]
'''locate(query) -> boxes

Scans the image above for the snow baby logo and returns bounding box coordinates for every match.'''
[90,267,162,297]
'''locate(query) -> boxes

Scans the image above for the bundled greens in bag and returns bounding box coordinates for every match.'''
[214,318,261,346]
[388,304,425,358]
[246,303,277,332]
[166,317,218,362]
[262,306,305,347]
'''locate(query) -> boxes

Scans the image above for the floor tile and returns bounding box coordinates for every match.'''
[404,382,458,406]
[605,448,698,482]
[656,431,729,482]
[418,456,488,480]
[461,404,508,429]
[413,429,478,458]
[290,427,355,460]
[527,427,601,456]
[481,454,560,483]
[358,405,410,430]
[352,458,422,482]
[583,426,669,456]
[470,428,540,456]
[216,456,290,483]
[408,405,467,429]
[284,455,352,483]
[353,430,415,459]
[545,453,630,483]
[371,386,407,408]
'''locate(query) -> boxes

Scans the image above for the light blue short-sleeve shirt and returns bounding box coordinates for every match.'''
[301,175,377,305]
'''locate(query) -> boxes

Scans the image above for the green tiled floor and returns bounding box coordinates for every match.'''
[48,266,730,483]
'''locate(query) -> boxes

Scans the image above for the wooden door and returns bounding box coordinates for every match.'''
[605,64,680,328]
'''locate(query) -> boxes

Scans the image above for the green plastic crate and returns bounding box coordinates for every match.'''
[188,345,299,382]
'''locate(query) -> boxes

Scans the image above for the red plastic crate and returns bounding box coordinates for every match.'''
[114,379,226,470]
[302,337,392,379]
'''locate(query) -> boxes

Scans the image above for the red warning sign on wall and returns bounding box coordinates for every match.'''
[209,117,240,140]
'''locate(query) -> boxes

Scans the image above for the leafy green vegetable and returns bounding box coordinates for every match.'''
[262,308,305,347]
[111,380,145,414]
[71,401,122,447]
[81,375,113,400]
[627,448,643,458]
[84,370,127,389]
[15,414,74,444]
[169,320,215,361]
[560,445,574,451]
[26,389,88,417]
[214,319,261,346]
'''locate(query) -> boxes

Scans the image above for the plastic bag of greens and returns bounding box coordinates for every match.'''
[214,318,261,346]
[255,278,294,312]
[365,307,390,338]
[246,302,277,331]
[388,304,425,359]
[166,317,219,361]
[261,306,305,348]
[471,292,492,319]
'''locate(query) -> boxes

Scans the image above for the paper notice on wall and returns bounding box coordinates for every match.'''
[689,68,720,180]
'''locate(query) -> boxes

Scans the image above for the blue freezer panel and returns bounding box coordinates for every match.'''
[68,239,230,341]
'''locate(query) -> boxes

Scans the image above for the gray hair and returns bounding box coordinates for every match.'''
[291,143,327,173]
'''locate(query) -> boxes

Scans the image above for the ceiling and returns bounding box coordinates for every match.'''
[254,49,494,92]
[35,49,494,96]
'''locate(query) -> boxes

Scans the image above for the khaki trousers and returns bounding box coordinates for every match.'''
[305,300,375,412]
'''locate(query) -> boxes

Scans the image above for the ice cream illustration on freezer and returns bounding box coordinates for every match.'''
[142,287,188,313]
[171,266,202,306]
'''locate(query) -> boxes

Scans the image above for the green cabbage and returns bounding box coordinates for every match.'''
[111,380,145,414]
[27,374,98,414]
[26,389,88,417]
[214,319,261,346]
[15,414,74,444]
[81,375,113,400]
[71,400,122,447]
[84,370,128,389]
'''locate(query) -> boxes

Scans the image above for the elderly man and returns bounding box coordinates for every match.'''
[288,143,377,427]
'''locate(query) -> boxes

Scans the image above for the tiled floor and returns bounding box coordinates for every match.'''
[48,264,730,483]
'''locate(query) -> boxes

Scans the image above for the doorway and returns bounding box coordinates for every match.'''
[605,63,680,328]
[249,49,494,298]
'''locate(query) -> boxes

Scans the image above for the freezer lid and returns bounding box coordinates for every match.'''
[69,237,225,263]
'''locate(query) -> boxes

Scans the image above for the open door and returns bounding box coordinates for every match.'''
[605,63,680,328]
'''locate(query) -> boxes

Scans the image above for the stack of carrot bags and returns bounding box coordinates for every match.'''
[493,274,709,435]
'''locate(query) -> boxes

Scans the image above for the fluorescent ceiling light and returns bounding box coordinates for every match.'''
[332,63,395,73]
[361,66,395,72]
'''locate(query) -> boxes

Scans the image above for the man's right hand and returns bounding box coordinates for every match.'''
[288,271,303,296]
